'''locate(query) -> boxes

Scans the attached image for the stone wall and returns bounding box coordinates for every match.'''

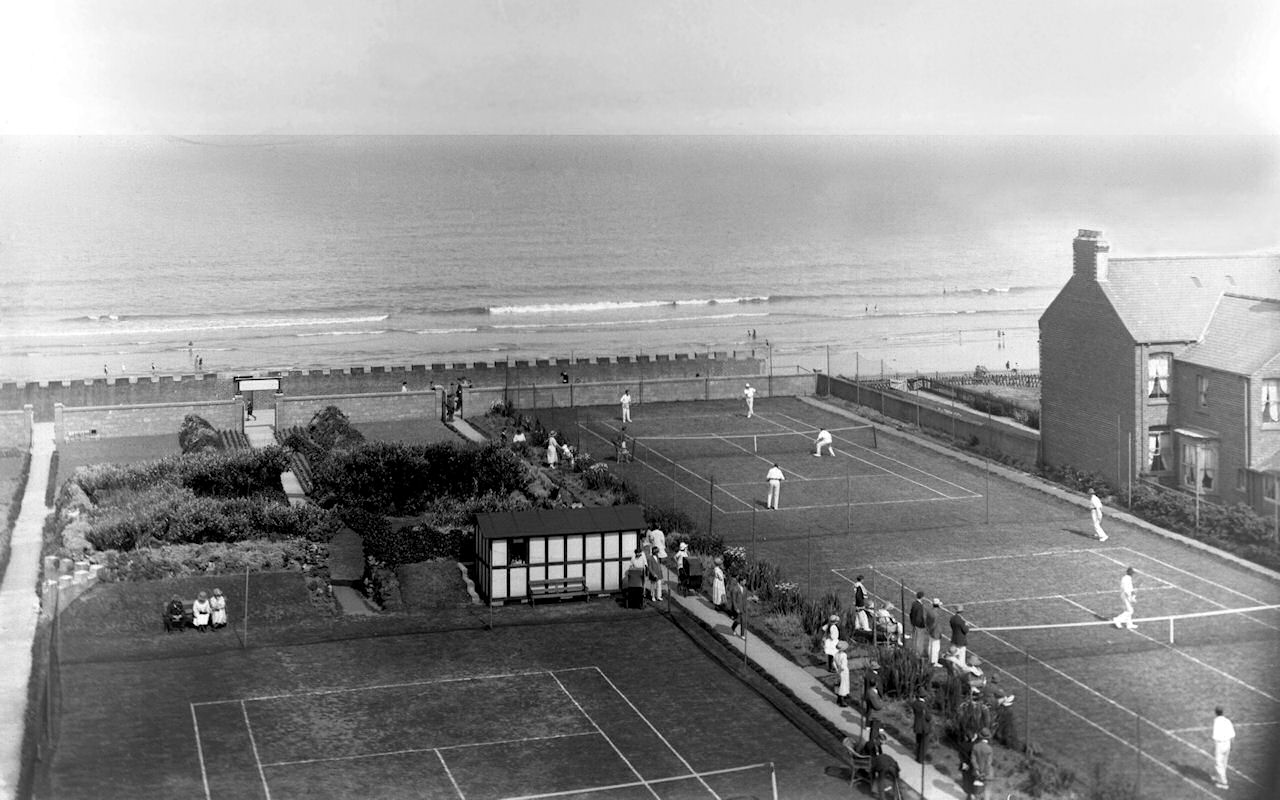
[3,352,764,421]
[55,399,243,445]
[0,407,32,450]
[821,375,1041,466]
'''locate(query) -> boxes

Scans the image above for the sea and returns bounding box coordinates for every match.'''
[1,135,1277,384]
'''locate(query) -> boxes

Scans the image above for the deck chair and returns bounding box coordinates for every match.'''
[841,736,873,791]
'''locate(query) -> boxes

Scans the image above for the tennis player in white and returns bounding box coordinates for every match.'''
[813,428,835,457]
[765,463,784,509]
[1089,490,1108,541]
[743,383,757,418]
[1111,567,1137,629]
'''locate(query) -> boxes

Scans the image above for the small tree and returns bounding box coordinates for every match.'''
[178,414,221,454]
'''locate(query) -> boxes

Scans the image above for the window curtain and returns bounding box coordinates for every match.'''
[1148,355,1170,398]
[1147,432,1166,472]
[1263,380,1279,423]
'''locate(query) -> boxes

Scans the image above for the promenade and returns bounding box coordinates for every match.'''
[0,423,54,799]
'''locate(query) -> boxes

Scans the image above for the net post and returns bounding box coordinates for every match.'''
[708,476,715,538]
[1025,649,1031,755]
[1169,616,1174,645]
[243,564,250,649]
[770,762,779,800]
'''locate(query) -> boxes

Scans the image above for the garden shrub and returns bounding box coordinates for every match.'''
[307,406,364,452]
[71,448,289,500]
[87,538,327,581]
[45,450,58,507]
[179,414,222,454]
[309,442,527,513]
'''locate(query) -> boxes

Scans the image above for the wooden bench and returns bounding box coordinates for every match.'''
[527,577,590,605]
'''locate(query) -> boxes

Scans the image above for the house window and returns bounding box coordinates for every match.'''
[1263,379,1280,423]
[1147,429,1170,472]
[1148,353,1171,399]
[1266,474,1278,505]
[1181,441,1217,493]
[1197,375,1208,407]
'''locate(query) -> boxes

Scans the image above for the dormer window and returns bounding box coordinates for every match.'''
[1148,353,1171,399]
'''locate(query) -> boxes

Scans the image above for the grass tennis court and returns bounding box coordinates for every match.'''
[545,396,1280,798]
[43,606,847,800]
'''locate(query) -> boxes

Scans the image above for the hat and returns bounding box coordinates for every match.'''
[213,588,223,596]
[979,727,991,738]
[932,598,941,606]
[829,614,840,622]
[714,555,724,565]
[955,604,964,613]
[836,641,849,651]
[678,542,688,551]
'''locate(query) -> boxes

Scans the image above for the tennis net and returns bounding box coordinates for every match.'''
[974,603,1280,648]
[631,425,876,463]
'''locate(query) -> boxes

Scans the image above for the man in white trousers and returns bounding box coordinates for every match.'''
[1089,489,1108,542]
[813,428,835,457]
[620,389,632,423]
[1111,567,1137,629]
[743,383,757,418]
[765,462,784,509]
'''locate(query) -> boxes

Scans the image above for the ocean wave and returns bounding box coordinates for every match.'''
[487,296,770,315]
[10,314,391,339]
[413,327,481,335]
[488,311,768,331]
[294,329,389,338]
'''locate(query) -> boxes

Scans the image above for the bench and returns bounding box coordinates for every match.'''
[527,577,590,605]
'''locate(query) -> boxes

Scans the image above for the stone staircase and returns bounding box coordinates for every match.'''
[244,411,307,506]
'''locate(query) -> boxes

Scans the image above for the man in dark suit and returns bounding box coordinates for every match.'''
[911,688,932,763]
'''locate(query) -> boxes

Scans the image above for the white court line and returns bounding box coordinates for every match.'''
[435,750,466,800]
[587,422,744,512]
[589,666,724,800]
[190,704,212,800]
[767,410,978,498]
[194,668,557,706]
[873,547,1119,569]
[857,565,1251,797]
[719,495,981,515]
[546,672,663,800]
[1168,721,1280,734]
[1092,548,1280,634]
[501,763,773,800]
[241,700,272,800]
[1059,595,1279,703]
[261,731,598,768]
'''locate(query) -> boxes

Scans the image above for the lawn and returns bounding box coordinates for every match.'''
[43,597,855,800]
[55,434,180,488]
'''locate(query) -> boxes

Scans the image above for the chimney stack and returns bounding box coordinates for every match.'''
[1073,229,1110,282]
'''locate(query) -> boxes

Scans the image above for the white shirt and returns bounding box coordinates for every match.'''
[620,393,631,407]
[1091,493,1103,515]
[1212,715,1235,743]
[1120,573,1134,600]
[816,429,832,445]
[766,465,784,483]
[744,385,756,400]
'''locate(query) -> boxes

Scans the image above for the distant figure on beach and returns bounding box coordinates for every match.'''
[150,363,156,374]
[103,364,109,375]
[743,382,756,418]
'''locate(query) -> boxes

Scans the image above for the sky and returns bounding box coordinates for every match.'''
[1,0,1278,135]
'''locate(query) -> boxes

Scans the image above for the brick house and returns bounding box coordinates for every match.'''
[1039,230,1280,517]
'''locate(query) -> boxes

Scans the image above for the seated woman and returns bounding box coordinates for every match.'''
[872,602,904,646]
[943,645,984,678]
[164,595,186,633]
[191,591,212,632]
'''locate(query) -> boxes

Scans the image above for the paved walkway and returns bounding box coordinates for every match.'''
[0,423,55,800]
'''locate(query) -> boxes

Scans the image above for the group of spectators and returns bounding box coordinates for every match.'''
[164,588,228,633]
[817,583,1006,799]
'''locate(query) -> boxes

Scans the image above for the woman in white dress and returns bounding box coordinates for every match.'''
[711,556,726,608]
[191,591,212,632]
[209,588,228,630]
